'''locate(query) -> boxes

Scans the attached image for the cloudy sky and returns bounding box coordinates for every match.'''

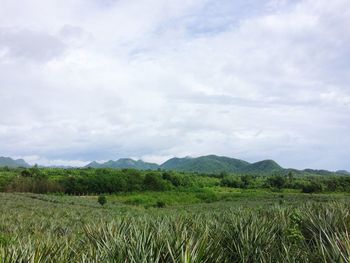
[0,0,349,170]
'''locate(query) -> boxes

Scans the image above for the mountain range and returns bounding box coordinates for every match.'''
[84,155,283,174]
[86,158,159,170]
[0,157,30,168]
[1,155,349,175]
[159,155,282,174]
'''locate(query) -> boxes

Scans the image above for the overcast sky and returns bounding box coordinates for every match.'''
[0,0,349,170]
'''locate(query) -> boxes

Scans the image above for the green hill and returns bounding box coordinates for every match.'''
[85,155,284,174]
[85,158,159,170]
[336,170,350,175]
[160,155,250,173]
[1,155,347,176]
[0,157,30,168]
[242,160,283,173]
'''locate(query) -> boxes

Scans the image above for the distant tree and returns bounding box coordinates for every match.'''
[325,179,338,192]
[21,169,32,177]
[241,175,253,189]
[220,176,241,188]
[302,181,323,193]
[143,172,170,191]
[267,175,286,189]
[98,195,107,206]
[124,170,143,191]
[162,172,192,187]
[219,171,228,179]
[29,164,47,179]
[155,201,166,208]
[287,171,294,183]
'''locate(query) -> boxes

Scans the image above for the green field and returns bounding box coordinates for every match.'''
[1,167,350,261]
[1,189,350,262]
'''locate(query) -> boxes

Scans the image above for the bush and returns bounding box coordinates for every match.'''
[143,173,171,191]
[98,195,107,206]
[162,172,192,187]
[6,176,62,193]
[266,175,286,189]
[155,201,166,208]
[220,176,241,188]
[241,175,254,189]
[21,170,32,177]
[302,181,323,193]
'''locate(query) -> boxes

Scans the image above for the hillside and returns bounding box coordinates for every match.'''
[3,154,347,176]
[85,155,285,174]
[160,155,250,173]
[0,157,30,168]
[85,158,159,170]
[336,170,350,175]
[242,160,283,173]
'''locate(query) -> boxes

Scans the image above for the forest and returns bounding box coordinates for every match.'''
[1,166,350,195]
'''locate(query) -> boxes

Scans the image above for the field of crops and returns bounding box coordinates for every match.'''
[1,192,350,262]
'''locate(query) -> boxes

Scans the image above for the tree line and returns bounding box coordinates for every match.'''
[1,166,350,194]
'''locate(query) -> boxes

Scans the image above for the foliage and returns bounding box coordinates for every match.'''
[98,195,107,206]
[155,200,166,208]
[1,193,350,262]
[302,181,324,193]
[266,175,287,189]
[143,172,171,191]
[1,167,350,195]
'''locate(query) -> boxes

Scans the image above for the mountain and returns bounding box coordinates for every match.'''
[336,170,350,175]
[303,169,335,176]
[82,155,350,175]
[3,155,347,175]
[0,157,30,168]
[85,158,159,170]
[242,160,283,173]
[85,155,284,174]
[160,155,251,173]
[85,161,101,168]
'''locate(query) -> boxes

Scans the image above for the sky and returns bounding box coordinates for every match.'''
[0,0,349,170]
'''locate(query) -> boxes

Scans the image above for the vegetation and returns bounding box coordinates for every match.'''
[1,164,350,261]
[1,165,350,195]
[1,193,350,262]
[5,154,349,177]
[0,157,29,168]
[98,195,107,206]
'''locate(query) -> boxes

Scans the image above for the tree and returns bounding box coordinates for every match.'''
[21,169,32,177]
[287,171,294,183]
[98,195,107,206]
[241,175,253,189]
[143,172,170,191]
[155,201,166,208]
[302,181,323,193]
[125,169,143,191]
[267,175,286,189]
[220,176,241,188]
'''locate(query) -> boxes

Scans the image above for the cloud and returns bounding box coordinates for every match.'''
[0,0,349,170]
[0,27,66,62]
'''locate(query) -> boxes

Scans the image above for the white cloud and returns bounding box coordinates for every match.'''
[0,0,349,170]
[0,27,66,62]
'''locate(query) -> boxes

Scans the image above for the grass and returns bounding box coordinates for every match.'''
[1,191,350,262]
[94,187,350,208]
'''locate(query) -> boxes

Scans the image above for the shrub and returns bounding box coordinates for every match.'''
[266,175,286,189]
[302,181,323,193]
[98,195,107,206]
[220,176,241,188]
[143,173,170,191]
[155,201,166,208]
[21,170,32,177]
[6,176,62,193]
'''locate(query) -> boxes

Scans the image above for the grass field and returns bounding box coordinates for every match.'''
[1,190,350,262]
